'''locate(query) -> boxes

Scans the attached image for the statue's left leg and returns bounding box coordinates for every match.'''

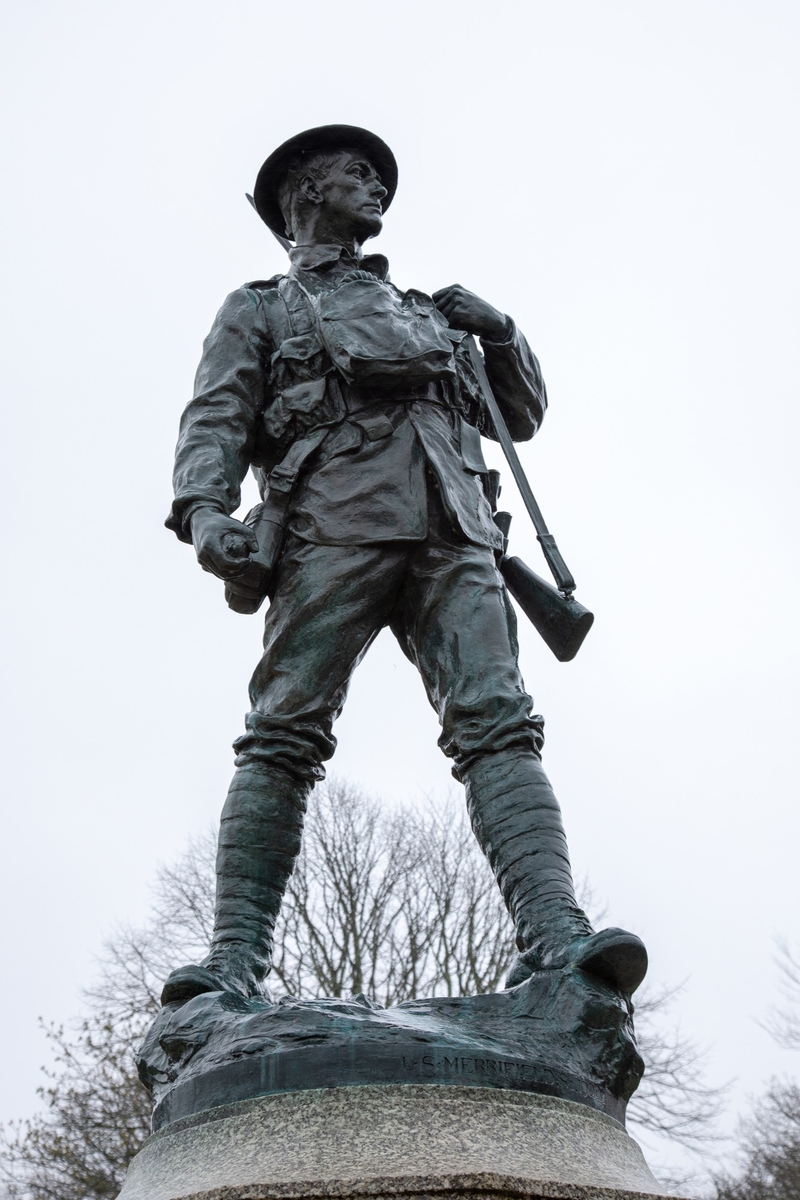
[459,749,646,992]
[392,526,647,996]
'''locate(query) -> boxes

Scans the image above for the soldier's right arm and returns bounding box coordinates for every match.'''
[166,286,276,545]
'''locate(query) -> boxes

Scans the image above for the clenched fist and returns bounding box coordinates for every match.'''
[432,284,511,342]
[190,508,259,580]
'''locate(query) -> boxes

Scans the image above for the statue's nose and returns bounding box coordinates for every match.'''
[370,179,388,202]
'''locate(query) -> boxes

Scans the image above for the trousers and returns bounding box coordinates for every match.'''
[232,480,544,781]
[200,481,603,998]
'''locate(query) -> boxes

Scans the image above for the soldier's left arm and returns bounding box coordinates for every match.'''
[432,284,547,442]
[479,320,547,442]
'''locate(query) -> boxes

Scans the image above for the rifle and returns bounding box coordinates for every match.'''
[464,335,594,663]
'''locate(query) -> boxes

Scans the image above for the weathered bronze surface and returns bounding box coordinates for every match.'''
[155,124,648,1123]
[141,965,643,1130]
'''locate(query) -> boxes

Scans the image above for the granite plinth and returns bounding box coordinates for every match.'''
[116,1084,682,1200]
[139,967,643,1129]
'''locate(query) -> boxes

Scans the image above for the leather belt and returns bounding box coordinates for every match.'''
[341,378,454,411]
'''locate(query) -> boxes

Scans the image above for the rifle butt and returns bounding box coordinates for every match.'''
[500,555,594,662]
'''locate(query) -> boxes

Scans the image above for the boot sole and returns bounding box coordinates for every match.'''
[504,929,648,995]
[161,965,223,1006]
[574,930,648,994]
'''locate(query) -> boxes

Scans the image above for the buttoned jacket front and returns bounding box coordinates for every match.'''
[167,244,548,550]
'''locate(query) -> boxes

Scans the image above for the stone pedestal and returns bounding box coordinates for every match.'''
[117,1084,682,1200]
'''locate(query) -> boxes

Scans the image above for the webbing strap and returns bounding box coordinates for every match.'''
[277,276,317,337]
[267,425,328,495]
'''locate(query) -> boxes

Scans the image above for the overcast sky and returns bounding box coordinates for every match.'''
[1,0,798,1186]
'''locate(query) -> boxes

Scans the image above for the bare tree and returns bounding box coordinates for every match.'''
[628,982,728,1153]
[568,888,728,1157]
[760,937,800,1051]
[711,1080,800,1200]
[1,778,723,1199]
[273,780,514,1003]
[0,1013,151,1200]
[86,832,216,1023]
[275,782,422,1002]
[0,835,217,1200]
[708,938,800,1199]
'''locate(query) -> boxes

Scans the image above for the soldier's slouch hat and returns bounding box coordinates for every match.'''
[253,124,398,238]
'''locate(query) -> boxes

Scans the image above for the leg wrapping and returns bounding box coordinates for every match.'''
[204,764,311,989]
[463,749,592,954]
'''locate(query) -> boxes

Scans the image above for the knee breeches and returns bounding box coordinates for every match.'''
[232,513,544,782]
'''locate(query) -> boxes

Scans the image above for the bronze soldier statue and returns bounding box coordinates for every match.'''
[162,125,647,1007]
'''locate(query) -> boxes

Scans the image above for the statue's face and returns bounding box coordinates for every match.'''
[314,150,387,242]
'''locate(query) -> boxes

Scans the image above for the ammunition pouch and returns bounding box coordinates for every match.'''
[261,332,344,461]
[314,272,460,386]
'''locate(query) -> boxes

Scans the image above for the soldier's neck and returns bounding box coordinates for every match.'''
[296,237,364,260]
[293,216,364,259]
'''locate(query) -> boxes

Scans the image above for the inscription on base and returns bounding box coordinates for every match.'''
[399,1053,563,1089]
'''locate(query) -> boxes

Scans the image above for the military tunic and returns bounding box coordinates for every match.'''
[167,244,548,781]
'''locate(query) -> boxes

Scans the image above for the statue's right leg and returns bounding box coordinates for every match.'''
[161,536,407,1005]
[199,762,311,998]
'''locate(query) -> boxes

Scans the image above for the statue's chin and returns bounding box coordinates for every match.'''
[357,214,383,242]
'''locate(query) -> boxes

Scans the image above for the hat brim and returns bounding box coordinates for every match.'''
[253,124,398,240]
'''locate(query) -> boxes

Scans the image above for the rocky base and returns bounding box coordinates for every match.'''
[138,966,644,1129]
[116,1085,682,1200]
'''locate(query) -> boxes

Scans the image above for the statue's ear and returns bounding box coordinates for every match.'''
[299,174,324,205]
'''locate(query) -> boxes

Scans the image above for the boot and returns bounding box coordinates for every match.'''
[462,749,647,995]
[161,765,311,1005]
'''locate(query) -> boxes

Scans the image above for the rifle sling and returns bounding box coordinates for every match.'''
[465,335,576,597]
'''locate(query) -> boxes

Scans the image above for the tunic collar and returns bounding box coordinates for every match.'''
[288,243,389,280]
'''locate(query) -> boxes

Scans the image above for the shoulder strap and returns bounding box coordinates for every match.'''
[277,275,317,338]
[241,277,296,353]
